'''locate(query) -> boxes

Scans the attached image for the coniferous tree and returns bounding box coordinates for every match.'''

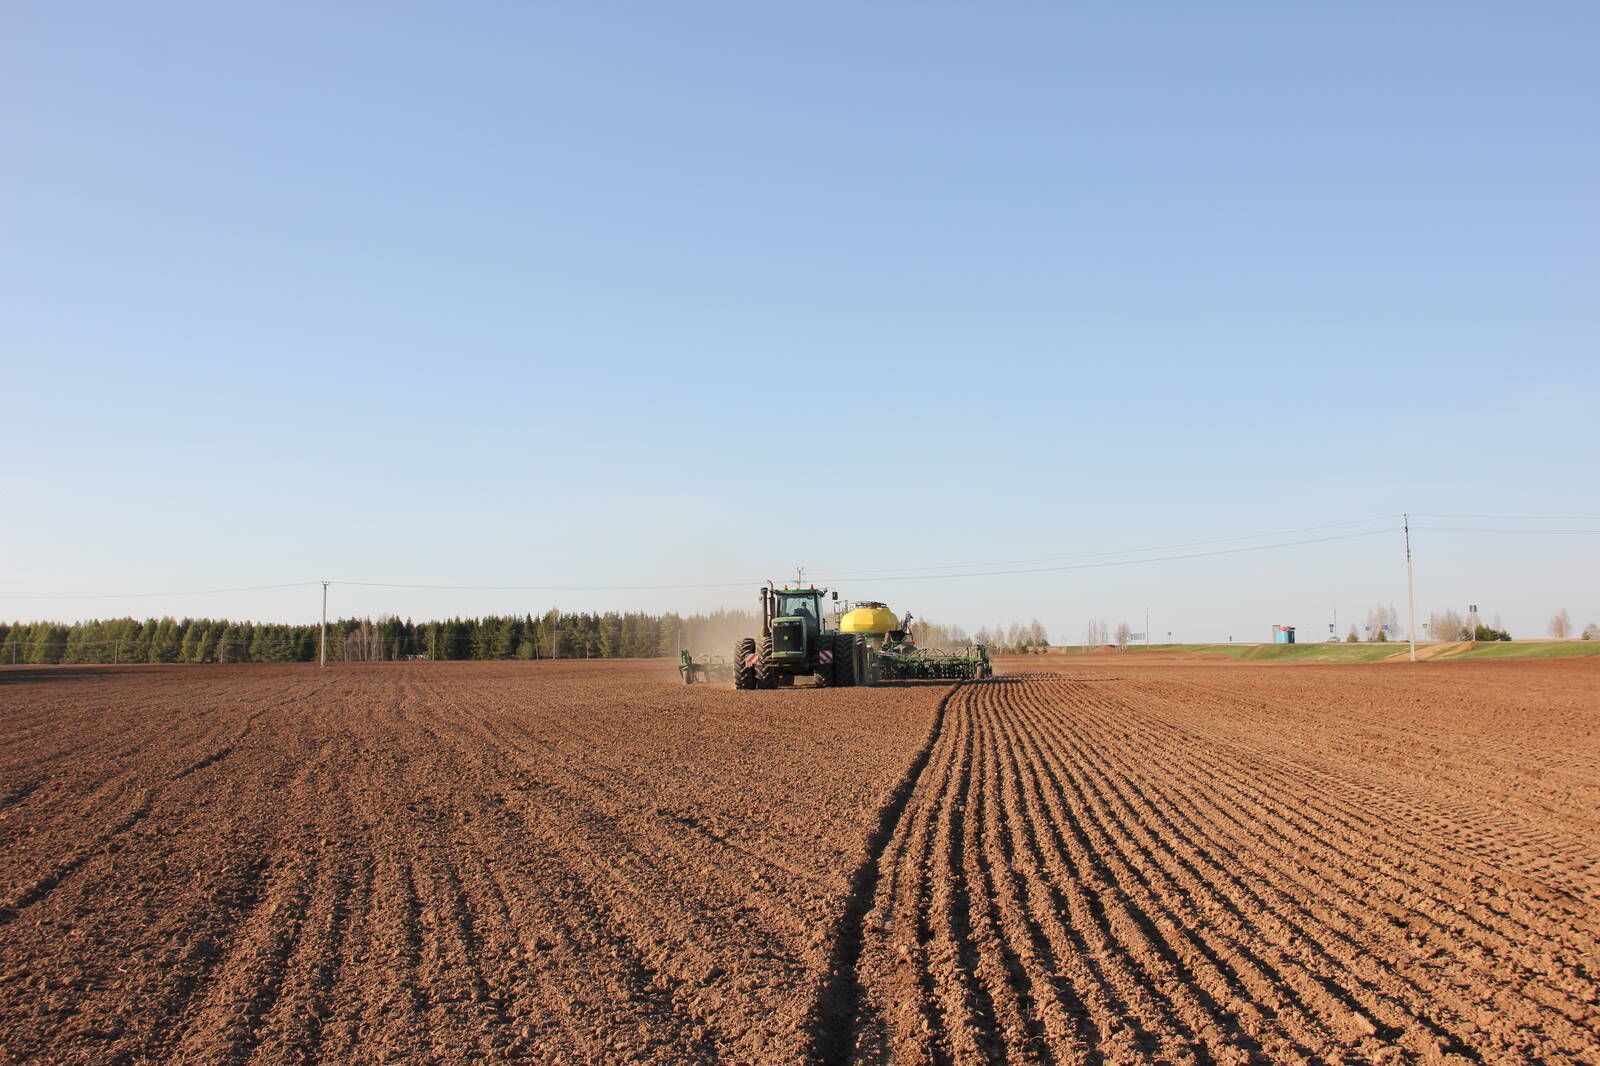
[179,624,204,663]
[7,608,1012,665]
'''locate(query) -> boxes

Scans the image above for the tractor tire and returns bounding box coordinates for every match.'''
[756,636,777,689]
[733,638,757,690]
[813,640,832,688]
[853,635,870,686]
[832,633,856,687]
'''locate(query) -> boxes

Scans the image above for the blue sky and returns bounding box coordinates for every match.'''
[3,3,1596,641]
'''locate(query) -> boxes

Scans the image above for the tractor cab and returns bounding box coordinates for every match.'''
[774,589,824,636]
[767,587,826,663]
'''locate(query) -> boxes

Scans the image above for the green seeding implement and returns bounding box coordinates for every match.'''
[870,642,994,681]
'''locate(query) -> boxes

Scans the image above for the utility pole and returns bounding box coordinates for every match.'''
[320,581,329,668]
[1145,607,1150,647]
[1404,515,1417,664]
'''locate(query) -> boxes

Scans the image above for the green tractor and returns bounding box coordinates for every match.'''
[734,582,867,689]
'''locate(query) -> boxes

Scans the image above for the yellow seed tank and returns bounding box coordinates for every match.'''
[840,602,899,638]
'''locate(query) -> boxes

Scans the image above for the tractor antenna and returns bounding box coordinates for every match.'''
[794,566,804,587]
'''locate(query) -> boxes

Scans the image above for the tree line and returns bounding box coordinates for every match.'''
[0,611,737,666]
[0,607,1024,666]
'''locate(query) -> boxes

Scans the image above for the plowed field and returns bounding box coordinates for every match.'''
[2,657,1597,1064]
[0,661,939,1064]
[835,661,1600,1065]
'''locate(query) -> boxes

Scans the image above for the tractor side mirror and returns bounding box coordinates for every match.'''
[831,591,838,600]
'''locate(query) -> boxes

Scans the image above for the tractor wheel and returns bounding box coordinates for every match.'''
[832,633,856,687]
[733,638,757,690]
[813,639,832,688]
[757,636,777,689]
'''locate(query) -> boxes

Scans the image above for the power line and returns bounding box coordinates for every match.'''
[1412,513,1600,521]
[1,635,313,650]
[343,526,1402,592]
[818,513,1403,578]
[817,528,1394,583]
[0,581,318,601]
[335,578,758,593]
[4,511,1593,603]
[1413,527,1600,535]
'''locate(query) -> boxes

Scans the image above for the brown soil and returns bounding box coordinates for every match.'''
[0,661,939,1064]
[2,656,1597,1064]
[839,657,1600,1064]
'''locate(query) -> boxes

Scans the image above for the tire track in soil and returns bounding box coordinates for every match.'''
[855,694,972,1065]
[0,696,268,926]
[161,734,350,1064]
[0,786,154,926]
[806,683,962,1066]
[0,778,43,811]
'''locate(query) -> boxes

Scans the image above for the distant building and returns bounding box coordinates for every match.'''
[1272,624,1296,645]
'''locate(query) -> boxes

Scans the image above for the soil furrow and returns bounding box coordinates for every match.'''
[1057,678,1600,1038]
[966,693,1057,1064]
[983,681,1292,1062]
[1031,674,1598,1061]
[1014,681,1472,1058]
[865,687,972,1066]
[4,656,1597,1064]
[1000,681,1326,1062]
[807,682,960,1065]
